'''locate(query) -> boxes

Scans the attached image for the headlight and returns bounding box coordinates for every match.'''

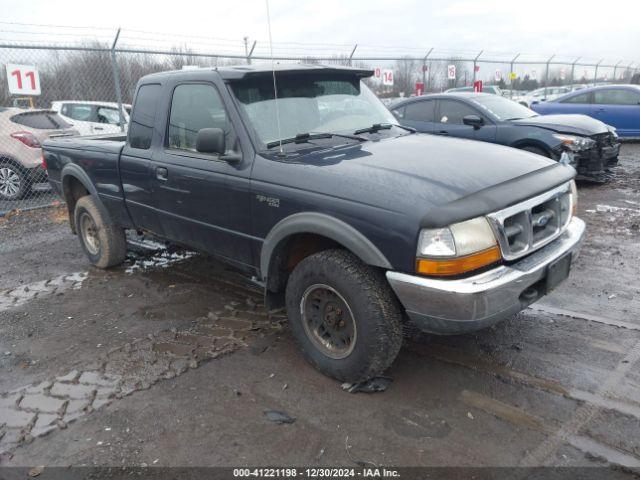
[552,134,596,151]
[416,217,501,276]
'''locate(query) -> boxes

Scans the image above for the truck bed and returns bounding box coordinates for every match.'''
[43,133,130,227]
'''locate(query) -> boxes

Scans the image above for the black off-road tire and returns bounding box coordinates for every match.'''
[285,249,403,382]
[74,196,126,268]
[520,145,550,158]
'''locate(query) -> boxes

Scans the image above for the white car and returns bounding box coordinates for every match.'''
[514,87,570,108]
[50,101,130,136]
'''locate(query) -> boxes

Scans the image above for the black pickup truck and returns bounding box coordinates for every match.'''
[43,65,586,382]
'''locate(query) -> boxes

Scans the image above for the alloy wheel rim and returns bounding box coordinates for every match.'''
[79,212,100,255]
[0,167,21,198]
[300,284,357,359]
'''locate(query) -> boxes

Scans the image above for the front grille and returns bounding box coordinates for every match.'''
[487,183,573,261]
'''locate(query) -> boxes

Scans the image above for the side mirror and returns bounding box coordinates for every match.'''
[463,114,484,129]
[196,128,225,155]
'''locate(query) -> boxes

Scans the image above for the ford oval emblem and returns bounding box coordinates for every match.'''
[535,214,551,227]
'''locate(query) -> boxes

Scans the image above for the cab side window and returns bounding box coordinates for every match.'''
[129,84,161,150]
[437,100,477,124]
[168,83,237,154]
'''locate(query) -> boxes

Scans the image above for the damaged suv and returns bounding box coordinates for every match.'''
[43,65,585,382]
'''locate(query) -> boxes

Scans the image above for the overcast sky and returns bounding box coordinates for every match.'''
[1,0,639,63]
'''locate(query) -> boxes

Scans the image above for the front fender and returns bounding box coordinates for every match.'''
[260,212,393,281]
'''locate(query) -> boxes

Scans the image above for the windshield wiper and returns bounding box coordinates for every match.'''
[354,123,416,135]
[266,132,366,149]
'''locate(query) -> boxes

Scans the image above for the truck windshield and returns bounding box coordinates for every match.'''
[230,74,398,146]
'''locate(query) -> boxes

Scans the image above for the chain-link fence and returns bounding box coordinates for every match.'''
[1,30,638,215]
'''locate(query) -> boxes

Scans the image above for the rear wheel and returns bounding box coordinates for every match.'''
[0,162,28,200]
[520,145,550,158]
[74,196,126,268]
[285,249,403,382]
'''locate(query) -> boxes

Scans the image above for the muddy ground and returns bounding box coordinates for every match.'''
[0,145,639,472]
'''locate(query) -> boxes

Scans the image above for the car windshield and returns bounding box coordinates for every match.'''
[230,74,398,146]
[470,95,538,121]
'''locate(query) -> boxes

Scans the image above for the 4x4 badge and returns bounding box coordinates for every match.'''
[256,194,280,208]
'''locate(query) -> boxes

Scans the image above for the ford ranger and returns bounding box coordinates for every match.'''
[43,65,585,382]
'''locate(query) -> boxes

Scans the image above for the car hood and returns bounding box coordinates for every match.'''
[511,114,609,136]
[260,133,567,220]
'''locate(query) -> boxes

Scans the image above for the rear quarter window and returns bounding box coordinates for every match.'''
[128,83,162,150]
[10,111,72,129]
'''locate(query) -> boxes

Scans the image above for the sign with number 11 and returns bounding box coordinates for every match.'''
[6,64,41,95]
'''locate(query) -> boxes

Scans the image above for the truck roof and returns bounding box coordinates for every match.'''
[142,63,374,81]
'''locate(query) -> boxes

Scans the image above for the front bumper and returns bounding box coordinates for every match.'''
[572,143,620,179]
[386,217,586,335]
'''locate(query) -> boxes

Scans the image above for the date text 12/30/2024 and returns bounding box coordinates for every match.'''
[233,468,401,478]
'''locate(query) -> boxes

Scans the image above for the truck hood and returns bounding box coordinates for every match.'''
[511,114,609,136]
[268,133,570,222]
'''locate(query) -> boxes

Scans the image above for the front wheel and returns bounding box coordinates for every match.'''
[285,249,403,382]
[74,196,126,268]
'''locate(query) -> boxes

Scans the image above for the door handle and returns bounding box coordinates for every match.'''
[94,126,104,131]
[435,131,449,136]
[156,167,168,180]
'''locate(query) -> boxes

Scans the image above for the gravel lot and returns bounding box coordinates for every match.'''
[0,144,639,472]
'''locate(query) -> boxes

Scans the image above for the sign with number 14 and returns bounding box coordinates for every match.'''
[6,64,41,95]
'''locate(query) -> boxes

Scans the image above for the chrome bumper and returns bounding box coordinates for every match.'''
[387,217,586,335]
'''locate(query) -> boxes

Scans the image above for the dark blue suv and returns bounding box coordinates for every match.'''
[391,92,620,180]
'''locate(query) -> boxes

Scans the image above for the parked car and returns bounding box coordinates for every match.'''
[531,85,640,138]
[390,92,620,180]
[446,85,503,96]
[0,108,77,200]
[43,65,584,382]
[50,101,129,136]
[515,86,571,107]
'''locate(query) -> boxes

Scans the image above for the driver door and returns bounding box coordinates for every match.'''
[152,82,253,266]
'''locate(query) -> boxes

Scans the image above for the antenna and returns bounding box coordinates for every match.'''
[265,0,283,154]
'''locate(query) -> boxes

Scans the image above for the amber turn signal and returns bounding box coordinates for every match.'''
[416,246,502,277]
